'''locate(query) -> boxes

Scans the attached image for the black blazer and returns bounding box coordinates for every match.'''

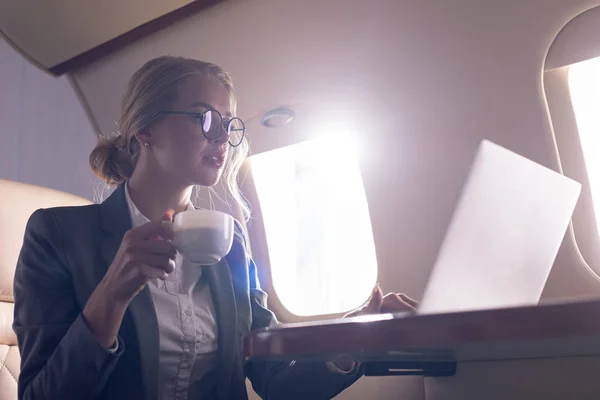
[13,184,361,400]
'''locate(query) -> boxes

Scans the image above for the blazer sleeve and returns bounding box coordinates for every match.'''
[13,209,124,400]
[240,243,362,399]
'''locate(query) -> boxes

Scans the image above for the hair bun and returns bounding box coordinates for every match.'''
[89,135,135,186]
[114,133,128,150]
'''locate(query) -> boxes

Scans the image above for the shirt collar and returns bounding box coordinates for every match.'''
[124,182,194,228]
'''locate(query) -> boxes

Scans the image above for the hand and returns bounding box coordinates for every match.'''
[344,284,418,318]
[327,285,418,374]
[99,209,177,304]
[83,210,177,349]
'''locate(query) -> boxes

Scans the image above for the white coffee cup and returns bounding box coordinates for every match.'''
[172,209,235,265]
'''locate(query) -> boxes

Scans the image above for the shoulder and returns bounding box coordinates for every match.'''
[18,205,102,281]
[25,204,101,238]
[28,203,99,224]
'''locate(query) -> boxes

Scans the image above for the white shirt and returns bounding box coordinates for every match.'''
[124,184,219,399]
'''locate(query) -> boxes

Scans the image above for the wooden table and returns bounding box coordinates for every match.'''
[244,298,600,376]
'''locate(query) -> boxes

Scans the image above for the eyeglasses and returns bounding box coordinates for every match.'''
[158,109,246,147]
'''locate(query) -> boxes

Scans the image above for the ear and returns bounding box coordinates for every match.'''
[134,129,152,147]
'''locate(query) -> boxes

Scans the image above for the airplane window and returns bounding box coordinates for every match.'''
[569,56,600,235]
[250,135,378,316]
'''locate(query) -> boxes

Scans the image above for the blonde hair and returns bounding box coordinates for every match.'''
[89,56,250,219]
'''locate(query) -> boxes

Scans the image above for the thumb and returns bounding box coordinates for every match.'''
[149,209,175,241]
[161,209,175,222]
[363,284,383,314]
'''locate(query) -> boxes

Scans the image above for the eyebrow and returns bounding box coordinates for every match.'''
[189,102,232,118]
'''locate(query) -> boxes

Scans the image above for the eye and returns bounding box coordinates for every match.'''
[192,114,204,125]
[202,111,214,133]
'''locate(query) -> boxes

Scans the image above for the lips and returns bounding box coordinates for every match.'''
[202,151,226,169]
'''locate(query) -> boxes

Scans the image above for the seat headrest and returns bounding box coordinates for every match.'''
[0,179,92,303]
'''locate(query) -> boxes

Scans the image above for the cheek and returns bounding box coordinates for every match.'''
[156,124,208,166]
[177,136,209,167]
[169,122,206,149]
[179,132,207,153]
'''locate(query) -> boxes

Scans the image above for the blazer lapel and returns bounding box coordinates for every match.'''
[98,184,160,400]
[205,259,238,399]
[98,184,131,273]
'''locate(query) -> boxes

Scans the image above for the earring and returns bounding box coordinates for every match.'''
[144,142,150,147]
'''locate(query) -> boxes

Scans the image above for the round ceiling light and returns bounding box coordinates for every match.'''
[260,107,295,127]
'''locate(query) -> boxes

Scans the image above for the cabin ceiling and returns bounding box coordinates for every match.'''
[68,0,412,155]
[2,0,598,157]
[1,0,383,155]
[0,0,216,71]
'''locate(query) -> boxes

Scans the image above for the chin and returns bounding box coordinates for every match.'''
[192,170,223,187]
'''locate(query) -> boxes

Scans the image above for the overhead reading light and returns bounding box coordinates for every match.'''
[261,108,295,127]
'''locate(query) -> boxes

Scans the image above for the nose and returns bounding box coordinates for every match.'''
[211,124,230,146]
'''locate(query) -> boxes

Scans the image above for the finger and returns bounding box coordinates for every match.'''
[132,220,174,241]
[399,293,419,308]
[161,209,175,222]
[136,240,177,258]
[136,254,176,274]
[363,285,383,314]
[381,294,416,312]
[150,210,176,242]
[359,282,382,307]
[139,264,170,281]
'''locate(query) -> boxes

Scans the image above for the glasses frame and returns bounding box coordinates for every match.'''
[158,109,246,147]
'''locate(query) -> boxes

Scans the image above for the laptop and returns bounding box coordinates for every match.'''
[417,139,581,314]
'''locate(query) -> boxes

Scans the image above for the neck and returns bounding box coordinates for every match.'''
[127,164,193,221]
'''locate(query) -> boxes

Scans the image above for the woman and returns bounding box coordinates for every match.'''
[13,56,416,400]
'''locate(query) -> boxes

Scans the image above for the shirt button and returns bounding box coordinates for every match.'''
[185,308,192,316]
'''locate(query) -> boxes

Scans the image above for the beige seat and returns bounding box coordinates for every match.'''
[0,179,91,399]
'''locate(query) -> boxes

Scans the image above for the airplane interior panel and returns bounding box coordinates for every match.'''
[2,0,600,399]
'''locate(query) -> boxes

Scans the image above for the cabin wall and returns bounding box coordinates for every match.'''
[4,0,600,398]
[69,0,600,306]
[0,38,99,200]
[64,0,600,398]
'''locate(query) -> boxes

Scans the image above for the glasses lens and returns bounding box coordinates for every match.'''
[227,118,246,147]
[202,110,223,139]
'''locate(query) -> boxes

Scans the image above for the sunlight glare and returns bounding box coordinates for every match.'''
[250,132,378,316]
[569,56,600,235]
